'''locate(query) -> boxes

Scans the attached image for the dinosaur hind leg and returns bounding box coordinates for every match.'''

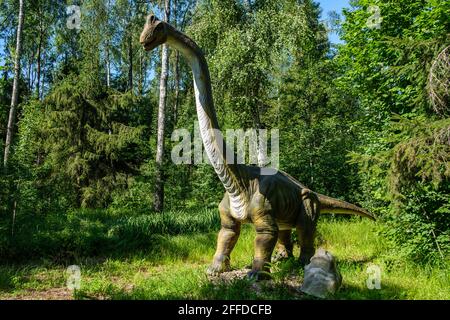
[272,229,294,262]
[297,190,320,266]
[207,204,241,275]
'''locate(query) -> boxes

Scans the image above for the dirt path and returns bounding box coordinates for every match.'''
[1,287,73,300]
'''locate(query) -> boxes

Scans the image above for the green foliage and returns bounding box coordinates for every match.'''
[109,166,154,213]
[188,163,224,209]
[279,57,362,199]
[13,78,149,209]
[188,0,309,129]
[382,183,450,263]
[350,116,450,199]
[340,0,450,262]
[185,0,363,203]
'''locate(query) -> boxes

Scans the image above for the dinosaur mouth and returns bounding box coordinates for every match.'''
[143,38,157,51]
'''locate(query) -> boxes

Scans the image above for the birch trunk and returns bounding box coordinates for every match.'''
[173,51,180,126]
[106,40,111,87]
[106,0,111,87]
[173,0,179,126]
[154,0,171,212]
[36,30,42,98]
[4,0,24,168]
[128,35,133,91]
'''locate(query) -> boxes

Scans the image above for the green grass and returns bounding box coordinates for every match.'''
[0,212,448,300]
[0,208,221,262]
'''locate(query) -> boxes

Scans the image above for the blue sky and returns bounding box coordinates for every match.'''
[317,0,351,44]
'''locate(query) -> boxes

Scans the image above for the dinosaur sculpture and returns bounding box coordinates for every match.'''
[140,15,375,279]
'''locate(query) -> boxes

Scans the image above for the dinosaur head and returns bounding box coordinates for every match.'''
[140,14,168,51]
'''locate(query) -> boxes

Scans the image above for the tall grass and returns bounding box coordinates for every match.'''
[0,208,220,262]
[1,210,448,300]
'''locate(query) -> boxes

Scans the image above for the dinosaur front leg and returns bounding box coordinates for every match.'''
[248,214,278,280]
[297,190,320,266]
[297,223,316,266]
[207,208,241,275]
[272,229,294,262]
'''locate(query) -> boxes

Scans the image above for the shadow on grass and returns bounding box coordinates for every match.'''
[0,269,17,291]
[72,270,409,300]
[0,231,218,296]
[0,209,411,300]
[0,208,220,264]
[337,256,378,272]
[194,267,408,300]
[70,253,409,301]
[0,208,221,296]
[73,275,303,300]
[335,282,408,300]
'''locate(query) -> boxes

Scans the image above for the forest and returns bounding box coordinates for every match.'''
[0,0,449,300]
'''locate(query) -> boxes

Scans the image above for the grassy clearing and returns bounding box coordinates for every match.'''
[0,208,220,262]
[0,212,448,300]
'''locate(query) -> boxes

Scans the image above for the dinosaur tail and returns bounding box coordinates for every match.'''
[317,194,376,221]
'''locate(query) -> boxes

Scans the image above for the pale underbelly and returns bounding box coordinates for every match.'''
[241,220,295,231]
[277,222,295,231]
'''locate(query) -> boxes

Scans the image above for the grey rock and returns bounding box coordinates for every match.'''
[300,248,342,298]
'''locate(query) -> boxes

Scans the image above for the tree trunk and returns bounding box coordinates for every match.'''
[251,92,266,167]
[106,40,111,87]
[36,30,42,99]
[154,0,171,212]
[128,35,133,91]
[106,0,111,87]
[36,4,44,99]
[308,113,314,187]
[173,51,180,126]
[27,52,32,89]
[4,0,24,168]
[41,44,46,99]
[245,0,252,10]
[138,50,143,95]
[173,0,180,126]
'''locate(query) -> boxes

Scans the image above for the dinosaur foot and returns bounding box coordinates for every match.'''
[206,255,231,276]
[271,249,293,263]
[247,270,272,281]
[247,259,272,281]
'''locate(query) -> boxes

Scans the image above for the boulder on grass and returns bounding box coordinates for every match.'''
[300,248,342,298]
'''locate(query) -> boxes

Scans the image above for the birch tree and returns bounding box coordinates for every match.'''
[154,0,171,212]
[4,0,24,168]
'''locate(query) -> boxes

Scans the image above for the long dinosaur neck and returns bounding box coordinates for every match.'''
[165,25,248,218]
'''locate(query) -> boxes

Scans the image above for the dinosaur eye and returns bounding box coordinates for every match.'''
[147,14,156,24]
